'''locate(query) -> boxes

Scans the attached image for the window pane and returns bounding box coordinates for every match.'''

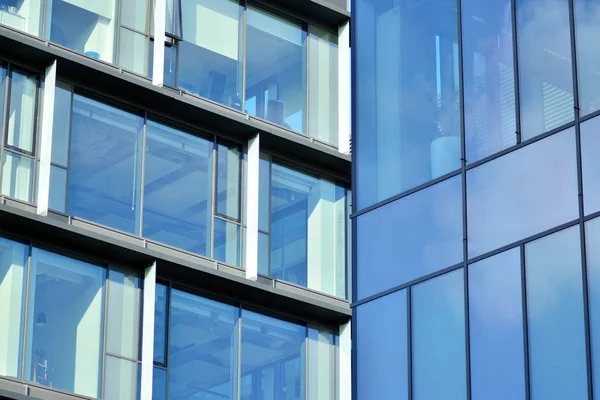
[1,151,34,203]
[0,0,42,35]
[356,291,408,400]
[149,43,177,87]
[106,268,140,359]
[412,269,466,400]
[217,144,240,220]
[179,0,243,110]
[105,356,136,400]
[153,284,167,365]
[259,154,270,233]
[357,176,462,301]
[308,26,338,146]
[246,7,306,133]
[120,0,148,32]
[462,0,516,162]
[119,28,150,77]
[48,0,117,63]
[469,249,526,400]
[26,248,105,398]
[0,237,28,379]
[143,121,212,254]
[136,365,166,400]
[49,165,67,212]
[68,95,144,235]
[354,0,460,208]
[165,0,181,37]
[168,289,238,400]
[51,82,72,167]
[581,117,600,215]
[516,0,574,140]
[241,310,305,400]
[586,217,600,399]
[214,218,240,266]
[575,0,600,116]
[307,324,336,400]
[526,226,587,400]
[467,129,578,257]
[0,65,6,131]
[7,70,37,153]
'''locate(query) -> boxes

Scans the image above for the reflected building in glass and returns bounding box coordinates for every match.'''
[353,0,600,399]
[0,0,351,399]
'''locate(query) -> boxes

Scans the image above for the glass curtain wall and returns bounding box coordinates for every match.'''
[575,0,600,117]
[118,0,152,77]
[0,0,43,36]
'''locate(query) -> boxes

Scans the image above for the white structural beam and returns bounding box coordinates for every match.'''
[37,60,57,216]
[338,21,351,155]
[140,262,157,400]
[245,134,260,281]
[152,0,166,87]
[339,321,351,400]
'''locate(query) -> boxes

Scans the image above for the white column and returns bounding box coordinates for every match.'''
[37,60,57,216]
[339,321,351,400]
[140,262,157,400]
[152,0,166,87]
[245,134,260,281]
[337,22,351,155]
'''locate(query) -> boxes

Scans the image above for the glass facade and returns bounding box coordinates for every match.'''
[354,0,600,397]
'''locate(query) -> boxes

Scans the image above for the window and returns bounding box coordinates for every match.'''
[307,324,337,400]
[586,217,600,399]
[516,0,574,140]
[462,0,517,162]
[581,116,600,216]
[118,0,152,77]
[0,0,43,36]
[354,0,461,209]
[1,67,39,204]
[49,81,72,212]
[356,176,463,301]
[467,128,578,257]
[575,0,600,117]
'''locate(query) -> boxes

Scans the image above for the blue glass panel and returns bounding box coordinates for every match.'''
[49,165,67,212]
[516,0,574,140]
[240,310,305,400]
[356,291,408,400]
[178,0,243,109]
[246,7,306,133]
[154,284,168,365]
[581,117,600,215]
[469,249,525,400]
[26,248,105,398]
[356,176,462,301]
[0,237,28,379]
[526,226,587,400]
[142,121,212,255]
[354,0,460,209]
[412,269,466,400]
[217,144,240,220]
[68,95,144,235]
[467,129,578,257]
[214,218,240,266]
[462,0,516,162]
[168,289,238,400]
[51,83,72,167]
[0,65,5,130]
[586,217,600,399]
[137,366,167,400]
[259,154,270,232]
[575,0,600,116]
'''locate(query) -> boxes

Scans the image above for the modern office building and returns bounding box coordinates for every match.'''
[0,0,351,399]
[353,0,600,399]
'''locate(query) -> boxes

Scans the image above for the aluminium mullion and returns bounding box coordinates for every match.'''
[520,245,531,400]
[407,286,413,400]
[210,137,218,259]
[100,268,111,400]
[138,112,148,237]
[0,65,13,185]
[304,22,310,139]
[20,245,33,381]
[511,0,522,144]
[237,307,242,400]
[31,75,43,204]
[241,1,247,113]
[63,88,74,214]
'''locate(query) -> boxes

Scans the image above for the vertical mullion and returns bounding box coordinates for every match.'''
[305,22,310,138]
[210,138,218,259]
[100,268,111,400]
[237,307,243,400]
[241,0,247,112]
[407,286,412,400]
[20,245,33,381]
[0,65,13,184]
[138,112,148,237]
[267,154,272,277]
[511,0,522,144]
[520,245,531,400]
[568,0,594,396]
[63,88,74,213]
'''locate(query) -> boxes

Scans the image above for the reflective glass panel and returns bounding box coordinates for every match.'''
[240,310,305,400]
[120,0,148,32]
[0,0,42,36]
[119,28,150,77]
[307,325,337,400]
[354,0,461,208]
[106,268,140,359]
[246,7,306,133]
[26,248,105,398]
[412,269,466,400]
[575,0,600,116]
[0,65,5,129]
[153,284,168,365]
[308,26,338,146]
[179,0,243,110]
[516,0,574,140]
[7,69,37,153]
[68,95,144,235]
[259,154,270,232]
[357,176,462,301]
[136,365,167,400]
[51,82,72,167]
[0,237,28,379]
[48,0,117,63]
[217,143,240,220]
[1,151,34,203]
[586,217,600,399]
[356,291,408,400]
[214,218,240,266]
[142,121,212,254]
[49,165,67,212]
[462,0,516,162]
[469,249,526,400]
[168,289,238,400]
[105,356,136,400]
[526,226,587,400]
[581,117,600,215]
[467,129,578,257]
